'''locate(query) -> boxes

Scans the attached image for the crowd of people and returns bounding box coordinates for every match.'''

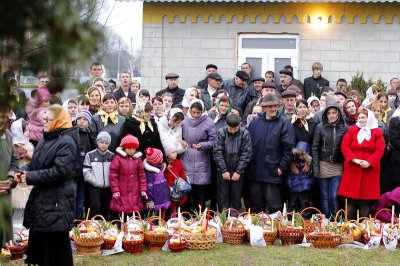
[2,61,400,264]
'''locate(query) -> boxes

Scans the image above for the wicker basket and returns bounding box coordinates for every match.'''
[279,212,305,245]
[307,233,341,248]
[4,243,26,260]
[183,228,217,250]
[144,217,168,251]
[74,220,104,255]
[250,213,278,246]
[122,219,144,254]
[301,207,323,235]
[168,237,186,252]
[221,218,246,245]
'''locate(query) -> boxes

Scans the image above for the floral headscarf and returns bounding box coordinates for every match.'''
[132,102,154,134]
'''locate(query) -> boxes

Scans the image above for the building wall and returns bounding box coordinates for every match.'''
[141,2,400,94]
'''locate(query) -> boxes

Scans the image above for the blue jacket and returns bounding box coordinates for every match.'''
[248,112,295,184]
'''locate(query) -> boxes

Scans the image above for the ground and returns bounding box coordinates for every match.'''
[4,244,398,266]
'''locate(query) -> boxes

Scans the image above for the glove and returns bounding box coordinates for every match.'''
[112,192,121,201]
[141,191,148,200]
[146,201,154,209]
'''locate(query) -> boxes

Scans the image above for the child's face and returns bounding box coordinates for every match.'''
[163,96,173,109]
[189,90,198,102]
[252,106,262,116]
[298,153,305,161]
[118,102,131,116]
[139,94,150,104]
[125,148,136,156]
[167,151,177,161]
[227,125,240,134]
[97,141,110,152]
[77,117,89,129]
[389,95,397,102]
[23,127,30,138]
[313,68,322,78]
[131,83,140,93]
[68,103,78,117]
[41,100,51,108]
[79,103,89,111]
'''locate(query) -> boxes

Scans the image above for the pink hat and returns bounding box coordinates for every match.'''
[145,147,163,164]
[163,143,177,157]
[35,87,52,103]
[120,134,139,150]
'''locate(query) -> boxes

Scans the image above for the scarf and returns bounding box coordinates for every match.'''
[132,103,154,134]
[48,109,72,132]
[97,110,119,127]
[213,99,232,124]
[343,99,359,124]
[187,99,207,120]
[291,106,313,132]
[356,109,378,144]
[10,118,29,146]
[380,105,391,124]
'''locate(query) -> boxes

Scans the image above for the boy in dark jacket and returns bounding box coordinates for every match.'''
[74,110,92,219]
[213,114,252,211]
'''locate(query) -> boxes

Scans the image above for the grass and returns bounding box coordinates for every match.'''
[75,244,399,266]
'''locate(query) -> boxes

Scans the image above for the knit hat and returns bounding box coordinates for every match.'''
[145,147,163,164]
[96,131,111,144]
[163,143,177,157]
[75,110,92,123]
[35,86,52,102]
[120,134,139,150]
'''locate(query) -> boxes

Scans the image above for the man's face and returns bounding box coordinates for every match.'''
[227,125,240,134]
[336,81,347,92]
[336,95,346,108]
[218,101,230,115]
[313,68,322,78]
[235,77,247,88]
[265,74,274,83]
[90,65,103,78]
[206,68,217,75]
[262,104,279,118]
[253,81,263,92]
[391,78,400,89]
[166,78,178,89]
[280,74,292,87]
[241,64,251,75]
[283,97,296,112]
[320,96,327,108]
[0,112,8,135]
[39,77,50,87]
[120,73,131,87]
[208,78,221,89]
[262,88,275,96]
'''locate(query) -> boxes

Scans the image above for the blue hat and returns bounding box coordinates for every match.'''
[295,141,310,154]
[96,131,111,144]
[75,110,92,124]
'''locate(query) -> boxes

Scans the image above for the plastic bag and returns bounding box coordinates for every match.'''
[249,225,266,247]
[382,224,398,251]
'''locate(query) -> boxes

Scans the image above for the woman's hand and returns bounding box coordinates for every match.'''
[180,140,188,149]
[360,160,371,168]
[290,162,299,174]
[353,159,362,165]
[192,143,201,150]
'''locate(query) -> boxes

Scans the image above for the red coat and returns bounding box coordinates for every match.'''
[109,151,147,213]
[338,126,385,200]
[164,158,187,205]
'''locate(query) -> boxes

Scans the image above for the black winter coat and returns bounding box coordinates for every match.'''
[388,116,400,183]
[223,79,251,117]
[21,127,78,232]
[75,127,91,182]
[303,76,330,99]
[312,102,348,176]
[213,127,252,174]
[156,87,185,107]
[292,116,317,145]
[120,116,166,162]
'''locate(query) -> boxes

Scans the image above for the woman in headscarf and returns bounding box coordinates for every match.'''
[376,92,394,126]
[120,102,166,161]
[17,104,78,266]
[89,93,124,153]
[338,107,385,219]
[158,107,187,155]
[87,86,103,115]
[208,96,234,131]
[343,98,359,126]
[62,99,78,121]
[181,99,216,210]
[182,86,200,115]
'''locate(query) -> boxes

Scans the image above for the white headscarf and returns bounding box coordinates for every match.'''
[168,108,184,124]
[392,109,400,118]
[187,99,207,119]
[182,87,198,108]
[10,118,30,146]
[356,109,378,144]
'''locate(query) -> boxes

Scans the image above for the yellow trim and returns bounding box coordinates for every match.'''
[143,2,400,24]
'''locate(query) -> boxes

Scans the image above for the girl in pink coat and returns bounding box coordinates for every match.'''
[109,134,148,214]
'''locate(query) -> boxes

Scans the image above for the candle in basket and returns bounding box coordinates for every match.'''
[271,218,274,232]
[357,210,359,222]
[248,208,251,219]
[391,205,395,226]
[367,221,370,237]
[228,209,231,219]
[205,215,209,231]
[311,215,314,223]
[291,211,295,227]
[133,212,136,221]
[159,209,161,219]
[178,207,181,221]
[229,221,233,230]
[199,204,202,216]
[261,213,265,228]
[398,213,400,226]
[122,211,124,223]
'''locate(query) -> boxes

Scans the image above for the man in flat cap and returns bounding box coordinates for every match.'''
[277,69,293,94]
[156,73,185,106]
[201,72,223,110]
[284,65,304,96]
[247,94,295,214]
[280,89,297,120]
[303,62,330,99]
[247,77,265,102]
[197,64,218,89]
[222,71,251,117]
[242,82,277,125]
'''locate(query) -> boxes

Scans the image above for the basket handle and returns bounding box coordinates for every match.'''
[222,208,240,217]
[334,209,346,223]
[147,216,167,227]
[300,207,322,216]
[340,220,361,232]
[170,211,193,220]
[281,212,305,227]
[374,208,392,220]
[223,217,245,228]
[91,214,106,222]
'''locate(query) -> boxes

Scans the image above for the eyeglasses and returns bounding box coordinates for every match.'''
[43,117,53,122]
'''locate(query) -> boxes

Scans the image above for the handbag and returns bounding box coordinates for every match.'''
[167,168,191,202]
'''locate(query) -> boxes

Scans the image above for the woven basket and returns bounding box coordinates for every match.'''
[123,219,144,254]
[301,207,323,235]
[74,220,104,255]
[279,212,305,246]
[340,235,354,244]
[183,228,217,250]
[144,217,168,251]
[221,218,246,245]
[4,243,26,260]
[99,218,121,250]
[168,239,186,252]
[263,231,278,245]
[307,233,341,248]
[122,237,144,255]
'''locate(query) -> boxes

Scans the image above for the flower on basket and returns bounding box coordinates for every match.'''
[124,234,143,241]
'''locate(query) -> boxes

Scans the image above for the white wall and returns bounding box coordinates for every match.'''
[141,15,400,94]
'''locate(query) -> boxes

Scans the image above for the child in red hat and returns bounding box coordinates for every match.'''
[109,134,147,214]
[143,147,170,219]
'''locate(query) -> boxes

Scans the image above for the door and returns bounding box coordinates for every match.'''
[237,34,299,85]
